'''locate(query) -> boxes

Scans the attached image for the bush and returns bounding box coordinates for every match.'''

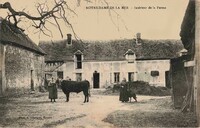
[110,81,171,96]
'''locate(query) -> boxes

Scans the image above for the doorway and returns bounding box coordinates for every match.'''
[165,71,170,88]
[57,71,63,79]
[128,72,134,82]
[93,71,100,88]
[31,70,34,91]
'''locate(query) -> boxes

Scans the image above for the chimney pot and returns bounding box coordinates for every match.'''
[67,34,72,45]
[136,33,141,45]
[136,33,141,39]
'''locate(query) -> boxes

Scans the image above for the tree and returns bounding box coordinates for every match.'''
[0,0,79,39]
[0,0,126,40]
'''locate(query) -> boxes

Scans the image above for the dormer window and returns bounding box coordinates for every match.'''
[124,49,136,63]
[178,48,188,56]
[74,50,83,69]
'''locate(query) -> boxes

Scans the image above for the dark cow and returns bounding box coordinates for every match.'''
[127,90,137,102]
[127,83,137,102]
[61,80,90,103]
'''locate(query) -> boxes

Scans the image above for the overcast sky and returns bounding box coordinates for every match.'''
[0,0,189,43]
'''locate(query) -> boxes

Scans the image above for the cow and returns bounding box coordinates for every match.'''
[127,90,137,102]
[61,80,90,103]
[127,83,137,102]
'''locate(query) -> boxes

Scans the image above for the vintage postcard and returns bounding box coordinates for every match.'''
[0,0,199,127]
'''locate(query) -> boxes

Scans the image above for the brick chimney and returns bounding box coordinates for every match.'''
[136,33,141,39]
[136,33,141,45]
[67,34,72,46]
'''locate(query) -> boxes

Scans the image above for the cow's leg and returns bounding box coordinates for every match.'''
[66,92,69,102]
[129,97,131,102]
[83,91,88,103]
[83,94,86,103]
[134,94,137,102]
[84,93,87,103]
[87,90,90,102]
[86,93,89,102]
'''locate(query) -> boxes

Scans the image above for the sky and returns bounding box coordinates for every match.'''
[0,0,189,44]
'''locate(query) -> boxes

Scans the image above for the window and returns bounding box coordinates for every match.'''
[128,72,134,82]
[114,72,120,83]
[57,71,63,79]
[75,54,82,69]
[151,71,159,77]
[124,49,136,63]
[76,73,82,81]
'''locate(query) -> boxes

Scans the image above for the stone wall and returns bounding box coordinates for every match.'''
[195,0,200,126]
[4,44,44,93]
[0,43,5,96]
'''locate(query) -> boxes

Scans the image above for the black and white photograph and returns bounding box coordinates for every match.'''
[0,0,199,127]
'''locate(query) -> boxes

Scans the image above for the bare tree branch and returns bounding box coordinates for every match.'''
[0,0,128,41]
[0,0,72,38]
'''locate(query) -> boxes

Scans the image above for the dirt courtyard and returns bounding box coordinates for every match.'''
[0,89,198,128]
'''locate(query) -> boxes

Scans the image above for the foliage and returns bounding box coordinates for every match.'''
[109,81,171,96]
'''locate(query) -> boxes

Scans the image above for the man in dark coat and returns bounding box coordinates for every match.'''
[119,78,129,102]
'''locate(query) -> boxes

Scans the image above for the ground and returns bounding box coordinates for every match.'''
[0,89,198,128]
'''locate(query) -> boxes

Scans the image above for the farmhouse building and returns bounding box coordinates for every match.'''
[39,34,183,88]
[0,19,46,96]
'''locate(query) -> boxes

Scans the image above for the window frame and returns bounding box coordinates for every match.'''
[76,73,82,81]
[114,72,120,83]
[151,71,159,77]
[75,54,82,69]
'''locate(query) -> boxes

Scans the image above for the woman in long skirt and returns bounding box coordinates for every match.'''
[48,78,58,102]
[119,78,129,102]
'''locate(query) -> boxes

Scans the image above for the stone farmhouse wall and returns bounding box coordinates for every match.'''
[4,44,44,93]
[46,59,170,88]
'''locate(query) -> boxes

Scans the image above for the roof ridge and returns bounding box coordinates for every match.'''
[1,20,46,55]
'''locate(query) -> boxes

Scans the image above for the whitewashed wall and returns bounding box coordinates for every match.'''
[54,60,136,88]
[136,60,170,87]
[47,59,170,88]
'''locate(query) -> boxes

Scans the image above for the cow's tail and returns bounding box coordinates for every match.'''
[88,81,91,97]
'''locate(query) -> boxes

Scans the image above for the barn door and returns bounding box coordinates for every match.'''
[165,71,170,88]
[93,71,100,88]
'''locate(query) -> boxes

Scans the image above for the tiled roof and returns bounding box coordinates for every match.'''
[39,38,184,61]
[0,19,46,55]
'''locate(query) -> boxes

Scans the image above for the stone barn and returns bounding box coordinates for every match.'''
[169,0,195,111]
[0,19,46,96]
